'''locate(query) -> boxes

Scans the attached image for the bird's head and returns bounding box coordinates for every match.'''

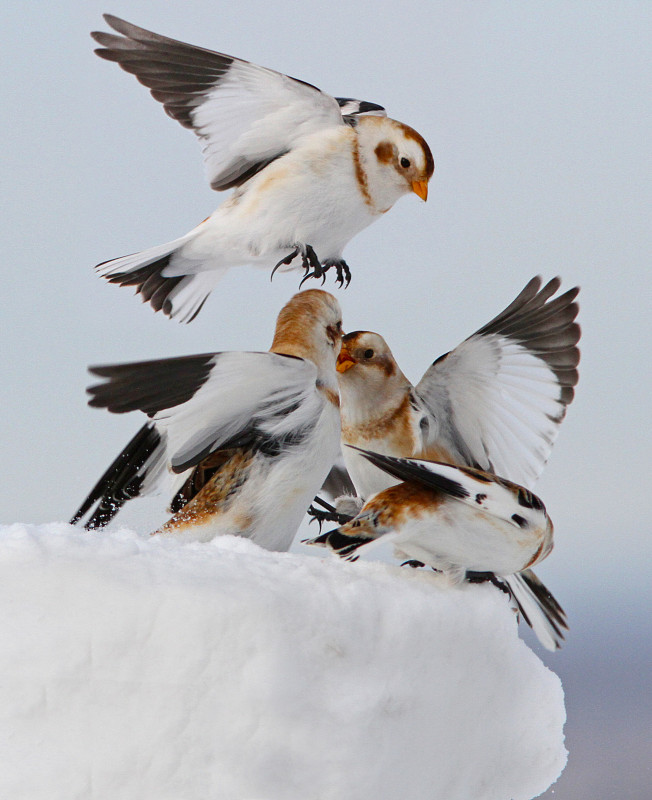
[336,330,412,420]
[356,117,434,209]
[271,289,343,378]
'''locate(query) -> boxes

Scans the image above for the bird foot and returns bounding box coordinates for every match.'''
[307,497,354,530]
[271,247,352,288]
[271,244,321,282]
[322,259,352,288]
[307,505,354,530]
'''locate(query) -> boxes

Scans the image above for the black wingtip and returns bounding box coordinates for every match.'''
[346,447,470,500]
[70,423,161,529]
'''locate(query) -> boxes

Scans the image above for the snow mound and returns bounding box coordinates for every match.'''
[0,523,566,800]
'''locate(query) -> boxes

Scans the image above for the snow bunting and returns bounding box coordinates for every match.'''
[307,449,554,584]
[71,289,343,550]
[90,15,434,322]
[329,276,580,649]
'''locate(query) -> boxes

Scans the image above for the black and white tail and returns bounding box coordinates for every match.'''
[505,569,568,651]
[96,232,222,323]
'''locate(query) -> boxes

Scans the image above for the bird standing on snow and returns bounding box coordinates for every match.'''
[71,289,343,551]
[324,276,580,649]
[307,449,554,585]
[90,15,434,322]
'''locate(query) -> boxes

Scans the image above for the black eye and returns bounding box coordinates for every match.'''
[400,157,411,169]
[364,349,374,359]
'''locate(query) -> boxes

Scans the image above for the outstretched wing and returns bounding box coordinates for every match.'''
[72,351,320,527]
[415,276,580,488]
[93,15,352,190]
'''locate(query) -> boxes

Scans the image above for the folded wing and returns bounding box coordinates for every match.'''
[73,351,320,527]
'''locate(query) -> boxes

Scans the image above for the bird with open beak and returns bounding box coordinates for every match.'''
[327,276,580,650]
[89,15,434,322]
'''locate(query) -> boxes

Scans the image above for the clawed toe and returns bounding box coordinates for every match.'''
[273,247,352,288]
[271,248,300,281]
[307,497,354,530]
[324,259,351,288]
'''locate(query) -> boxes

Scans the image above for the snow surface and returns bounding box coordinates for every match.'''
[0,523,566,800]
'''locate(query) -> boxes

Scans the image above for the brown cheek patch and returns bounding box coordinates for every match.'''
[374,141,394,164]
[379,355,396,378]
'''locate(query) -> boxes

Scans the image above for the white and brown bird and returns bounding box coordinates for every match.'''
[90,15,434,322]
[324,276,580,649]
[71,289,343,550]
[307,449,554,585]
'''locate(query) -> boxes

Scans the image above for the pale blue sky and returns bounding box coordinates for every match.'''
[2,4,651,794]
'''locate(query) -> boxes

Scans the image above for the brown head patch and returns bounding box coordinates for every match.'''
[270,289,339,357]
[374,140,394,164]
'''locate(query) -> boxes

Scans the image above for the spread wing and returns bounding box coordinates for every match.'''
[72,351,320,528]
[92,15,362,190]
[415,276,580,489]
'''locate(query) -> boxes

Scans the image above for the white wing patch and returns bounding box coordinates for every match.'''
[152,352,319,471]
[417,335,565,489]
[194,63,344,190]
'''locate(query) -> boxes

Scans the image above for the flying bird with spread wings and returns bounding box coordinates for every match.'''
[90,15,434,321]
[71,290,343,551]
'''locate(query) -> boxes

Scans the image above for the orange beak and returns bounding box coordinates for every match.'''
[411,179,429,201]
[336,349,356,373]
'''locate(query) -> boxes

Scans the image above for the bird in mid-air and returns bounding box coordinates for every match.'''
[307,448,555,586]
[71,289,343,551]
[90,15,434,322]
[316,276,580,649]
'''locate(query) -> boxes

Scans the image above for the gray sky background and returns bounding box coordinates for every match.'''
[2,3,651,797]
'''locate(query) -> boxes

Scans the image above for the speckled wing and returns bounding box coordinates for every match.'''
[87,351,321,474]
[414,277,580,489]
[92,15,348,190]
[350,448,550,531]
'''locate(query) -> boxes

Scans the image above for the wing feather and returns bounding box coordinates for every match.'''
[87,351,320,474]
[415,277,580,488]
[93,15,345,190]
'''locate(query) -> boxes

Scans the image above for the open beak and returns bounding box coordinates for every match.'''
[336,349,356,373]
[411,179,429,201]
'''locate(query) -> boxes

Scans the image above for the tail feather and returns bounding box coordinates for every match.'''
[96,232,220,322]
[70,423,164,529]
[504,569,568,651]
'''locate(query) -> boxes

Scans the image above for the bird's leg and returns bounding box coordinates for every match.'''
[322,259,352,288]
[307,496,354,530]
